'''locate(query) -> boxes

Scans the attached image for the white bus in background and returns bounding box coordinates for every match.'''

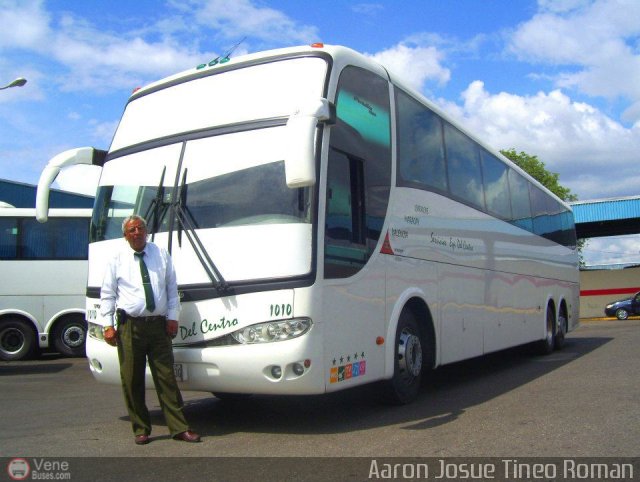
[0,207,91,360]
[36,44,579,404]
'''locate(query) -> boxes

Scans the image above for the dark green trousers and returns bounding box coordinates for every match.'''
[116,317,189,437]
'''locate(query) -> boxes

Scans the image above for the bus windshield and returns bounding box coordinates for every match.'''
[91,161,311,241]
[90,127,313,284]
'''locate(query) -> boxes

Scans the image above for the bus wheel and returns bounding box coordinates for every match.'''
[535,305,555,355]
[384,311,423,405]
[53,315,87,357]
[0,318,36,361]
[554,313,567,350]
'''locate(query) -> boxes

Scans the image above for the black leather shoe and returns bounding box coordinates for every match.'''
[135,434,150,445]
[173,430,201,443]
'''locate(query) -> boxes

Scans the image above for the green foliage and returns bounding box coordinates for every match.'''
[500,148,578,202]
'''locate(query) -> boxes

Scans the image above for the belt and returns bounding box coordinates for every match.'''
[128,315,167,322]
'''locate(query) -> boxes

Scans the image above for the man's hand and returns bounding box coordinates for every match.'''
[103,326,118,346]
[166,319,179,338]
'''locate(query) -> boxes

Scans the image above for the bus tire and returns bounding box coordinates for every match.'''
[383,310,424,405]
[554,313,567,350]
[0,318,37,361]
[535,304,555,355]
[52,315,87,357]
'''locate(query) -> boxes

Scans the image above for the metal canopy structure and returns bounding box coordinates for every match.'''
[571,196,640,239]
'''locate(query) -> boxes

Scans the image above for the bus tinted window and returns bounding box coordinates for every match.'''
[184,161,310,228]
[396,89,447,192]
[508,169,533,232]
[0,218,18,259]
[530,184,552,239]
[326,66,391,279]
[444,123,484,209]
[481,150,512,220]
[1,217,88,260]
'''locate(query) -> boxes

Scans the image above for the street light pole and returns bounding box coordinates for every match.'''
[0,77,27,90]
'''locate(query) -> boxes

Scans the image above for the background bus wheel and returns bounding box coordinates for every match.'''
[0,318,36,361]
[554,314,567,350]
[535,305,555,355]
[53,315,87,357]
[383,311,423,405]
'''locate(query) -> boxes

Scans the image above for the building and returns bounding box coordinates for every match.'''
[0,178,94,208]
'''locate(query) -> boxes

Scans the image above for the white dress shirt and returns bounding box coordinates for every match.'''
[100,241,180,326]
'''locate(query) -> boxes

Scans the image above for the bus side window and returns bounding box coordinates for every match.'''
[325,148,367,278]
[0,218,18,259]
[324,65,391,279]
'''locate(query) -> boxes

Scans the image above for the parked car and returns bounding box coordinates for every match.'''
[604,291,640,320]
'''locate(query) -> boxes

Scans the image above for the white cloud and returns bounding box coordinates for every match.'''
[0,0,50,50]
[582,235,640,265]
[508,0,640,122]
[171,0,318,44]
[0,0,318,94]
[435,80,640,200]
[367,43,451,92]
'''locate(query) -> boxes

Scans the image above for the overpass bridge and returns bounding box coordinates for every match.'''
[570,196,640,318]
[571,195,640,239]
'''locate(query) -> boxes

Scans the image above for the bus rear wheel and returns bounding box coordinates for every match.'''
[555,313,567,350]
[52,315,87,357]
[535,305,556,355]
[383,311,424,405]
[0,318,37,361]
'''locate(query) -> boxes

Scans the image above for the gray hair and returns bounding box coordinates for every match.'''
[121,214,147,234]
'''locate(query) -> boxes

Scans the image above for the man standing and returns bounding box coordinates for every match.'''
[101,215,201,445]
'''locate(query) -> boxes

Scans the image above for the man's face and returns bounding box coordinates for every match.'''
[124,219,147,252]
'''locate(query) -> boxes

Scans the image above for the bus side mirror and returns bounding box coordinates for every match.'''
[36,147,107,223]
[284,98,333,188]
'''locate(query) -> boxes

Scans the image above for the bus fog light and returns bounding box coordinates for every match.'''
[271,366,282,379]
[292,363,304,376]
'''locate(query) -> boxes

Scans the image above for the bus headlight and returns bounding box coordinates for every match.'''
[231,318,312,344]
[88,322,105,341]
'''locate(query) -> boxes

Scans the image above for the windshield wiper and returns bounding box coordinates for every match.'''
[172,168,229,293]
[143,166,168,241]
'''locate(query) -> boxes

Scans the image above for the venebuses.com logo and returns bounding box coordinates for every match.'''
[6,458,71,480]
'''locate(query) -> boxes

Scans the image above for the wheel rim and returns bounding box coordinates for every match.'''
[398,328,422,379]
[545,307,554,348]
[617,309,628,320]
[0,327,25,354]
[63,325,85,348]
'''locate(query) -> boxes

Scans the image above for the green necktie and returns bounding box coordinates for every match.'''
[134,251,156,312]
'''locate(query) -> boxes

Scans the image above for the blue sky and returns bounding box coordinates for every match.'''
[1,0,639,265]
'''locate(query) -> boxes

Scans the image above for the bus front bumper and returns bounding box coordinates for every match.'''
[86,332,325,396]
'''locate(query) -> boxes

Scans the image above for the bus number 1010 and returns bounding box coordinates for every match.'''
[270,303,293,318]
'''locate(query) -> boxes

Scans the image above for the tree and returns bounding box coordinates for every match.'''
[500,148,577,202]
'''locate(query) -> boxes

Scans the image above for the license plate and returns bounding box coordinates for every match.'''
[174,363,187,382]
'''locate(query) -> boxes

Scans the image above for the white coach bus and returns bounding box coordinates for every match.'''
[0,207,91,360]
[36,44,578,403]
